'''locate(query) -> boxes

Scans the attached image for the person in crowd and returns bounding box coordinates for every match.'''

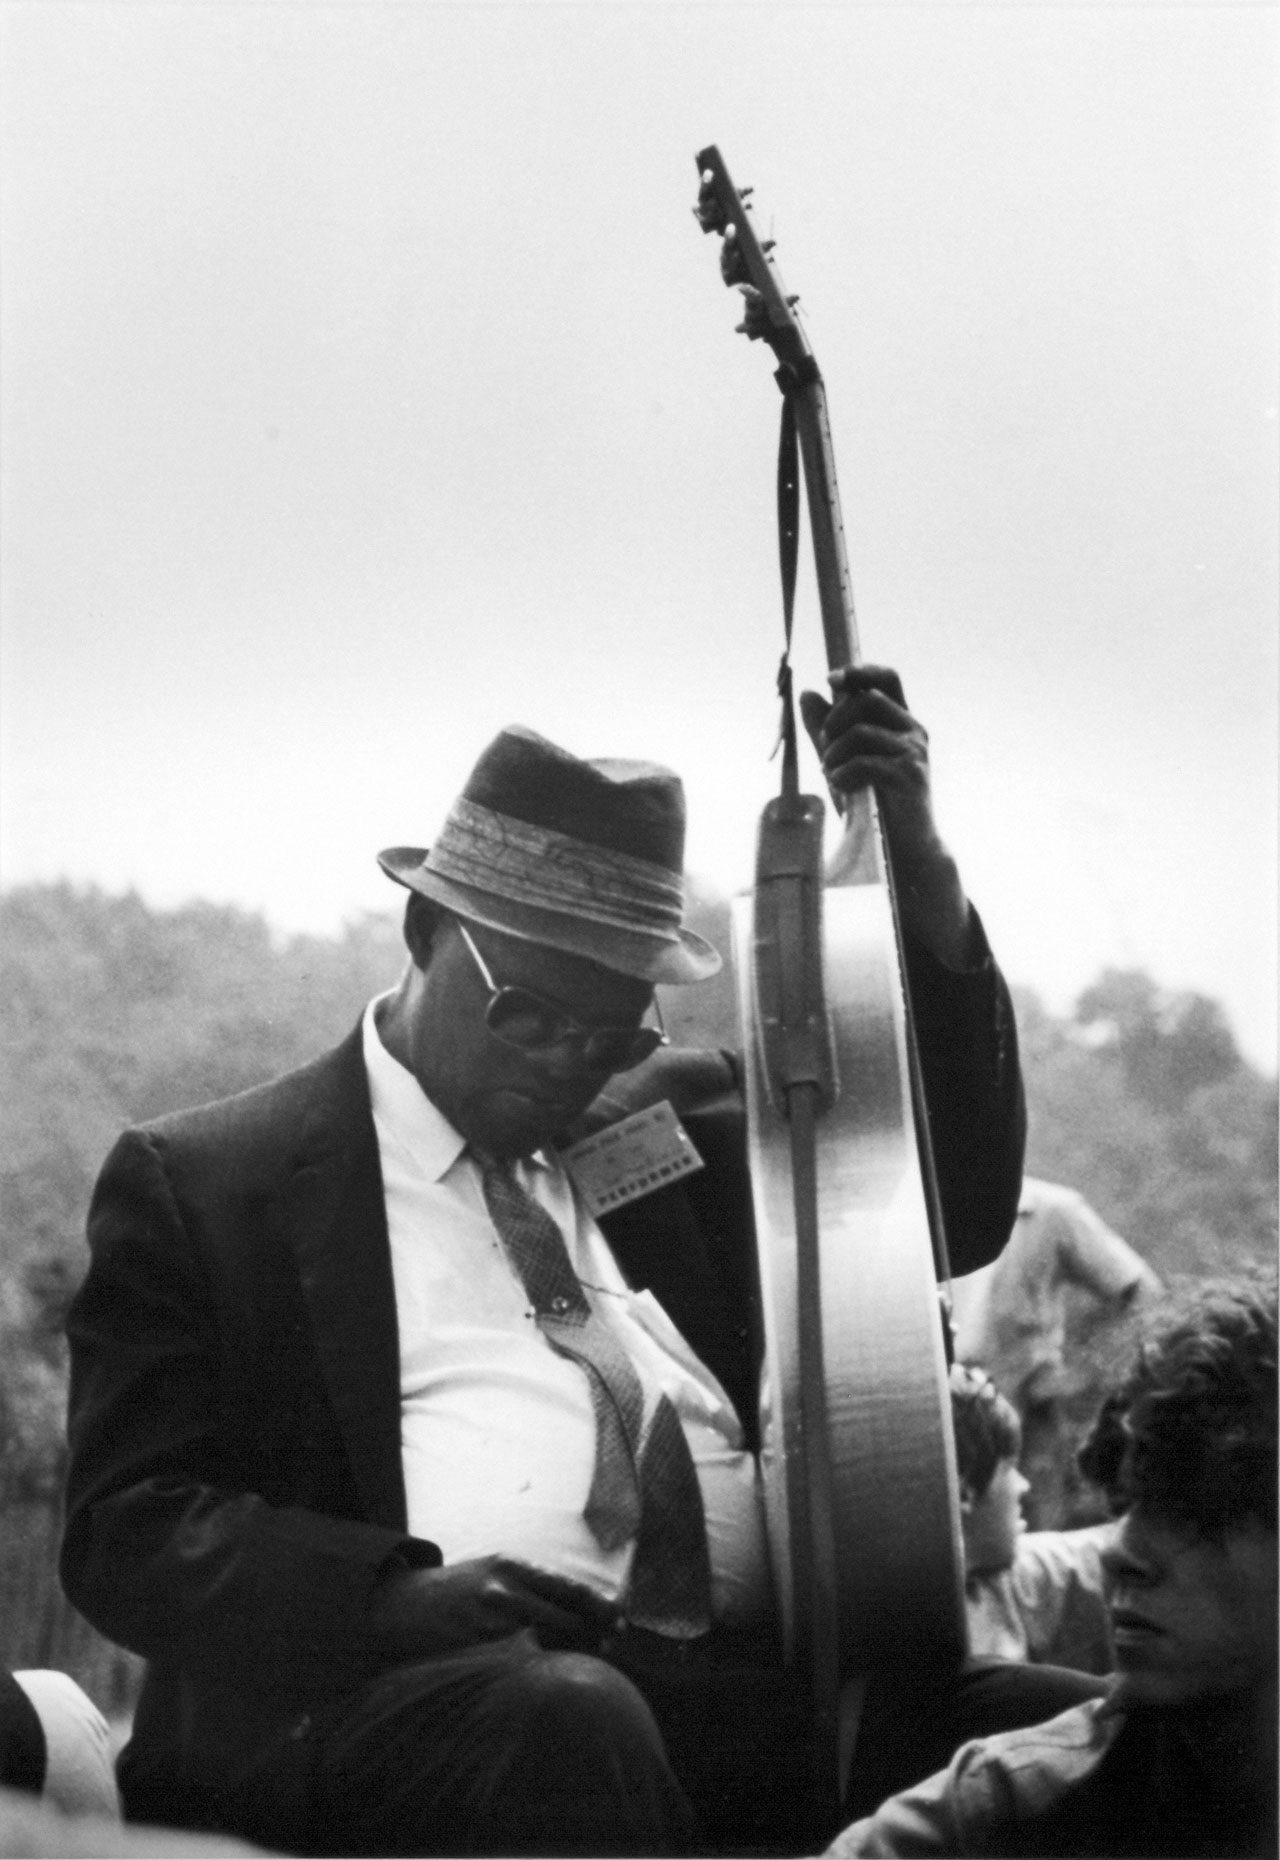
[950,1178,1161,1527]
[950,1362,1113,1674]
[0,1672,261,1860]
[0,1782,267,1860]
[827,1273,1278,1858]
[61,667,1101,1857]
[0,1668,118,1823]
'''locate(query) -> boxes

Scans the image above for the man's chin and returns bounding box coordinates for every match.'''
[1109,1663,1191,1713]
[472,1090,583,1157]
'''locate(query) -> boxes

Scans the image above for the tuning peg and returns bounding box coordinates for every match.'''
[719,232,750,288]
[733,284,770,341]
[761,238,776,254]
[694,171,730,235]
[740,186,754,200]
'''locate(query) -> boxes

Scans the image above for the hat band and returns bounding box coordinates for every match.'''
[426,797,686,942]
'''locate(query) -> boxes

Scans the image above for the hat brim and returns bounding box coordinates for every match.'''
[377,848,721,986]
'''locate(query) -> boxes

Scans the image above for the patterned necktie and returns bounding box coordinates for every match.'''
[475,1151,713,1638]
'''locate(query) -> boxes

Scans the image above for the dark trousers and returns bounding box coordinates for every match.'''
[221,1627,1107,1858]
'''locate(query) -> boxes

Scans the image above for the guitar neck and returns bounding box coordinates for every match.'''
[785,375,887,888]
[693,144,878,877]
[693,145,861,679]
[789,373,861,677]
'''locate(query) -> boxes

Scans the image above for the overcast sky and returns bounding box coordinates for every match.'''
[2,2,1276,1068]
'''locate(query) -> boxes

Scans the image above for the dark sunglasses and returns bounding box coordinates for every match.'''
[455,920,668,1071]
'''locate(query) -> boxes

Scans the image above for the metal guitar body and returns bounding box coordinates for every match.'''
[733,791,966,1674]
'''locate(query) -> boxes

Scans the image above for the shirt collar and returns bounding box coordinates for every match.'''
[362,993,468,1183]
[361,993,554,1180]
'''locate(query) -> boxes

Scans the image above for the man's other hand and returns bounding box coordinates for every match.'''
[797,665,936,855]
[366,1554,623,1659]
[799,664,977,969]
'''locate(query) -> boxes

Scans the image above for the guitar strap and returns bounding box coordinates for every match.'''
[774,387,802,801]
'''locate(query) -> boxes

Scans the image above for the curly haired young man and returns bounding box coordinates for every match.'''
[829,1274,1278,1858]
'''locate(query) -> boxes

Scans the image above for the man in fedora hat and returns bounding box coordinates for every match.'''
[62,667,1091,1856]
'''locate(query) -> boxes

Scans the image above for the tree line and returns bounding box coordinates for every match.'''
[1,878,1275,1496]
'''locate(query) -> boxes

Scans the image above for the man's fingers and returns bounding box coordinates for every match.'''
[467,1571,587,1647]
[822,726,919,775]
[495,1560,622,1630]
[828,663,908,710]
[798,689,832,742]
[823,688,915,744]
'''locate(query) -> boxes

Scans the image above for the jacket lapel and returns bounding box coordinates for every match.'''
[279,1026,408,1531]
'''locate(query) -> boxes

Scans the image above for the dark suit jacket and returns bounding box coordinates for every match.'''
[61,931,1023,1828]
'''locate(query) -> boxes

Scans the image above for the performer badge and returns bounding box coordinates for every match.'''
[560,1101,704,1215]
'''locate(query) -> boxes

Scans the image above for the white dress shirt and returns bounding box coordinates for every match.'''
[362,995,771,1627]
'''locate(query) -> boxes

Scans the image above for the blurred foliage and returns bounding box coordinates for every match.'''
[1013,968,1277,1279]
[0,880,1275,1489]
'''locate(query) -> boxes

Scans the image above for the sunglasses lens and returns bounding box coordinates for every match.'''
[583,1027,665,1072]
[485,989,664,1071]
[485,989,567,1049]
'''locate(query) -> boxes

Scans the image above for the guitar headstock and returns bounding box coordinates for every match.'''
[694,145,817,380]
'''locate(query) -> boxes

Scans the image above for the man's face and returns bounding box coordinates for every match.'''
[1102,1505,1279,1709]
[400,914,655,1157]
[961,1455,1028,1577]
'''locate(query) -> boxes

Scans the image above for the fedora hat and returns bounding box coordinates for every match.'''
[378,725,721,985]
